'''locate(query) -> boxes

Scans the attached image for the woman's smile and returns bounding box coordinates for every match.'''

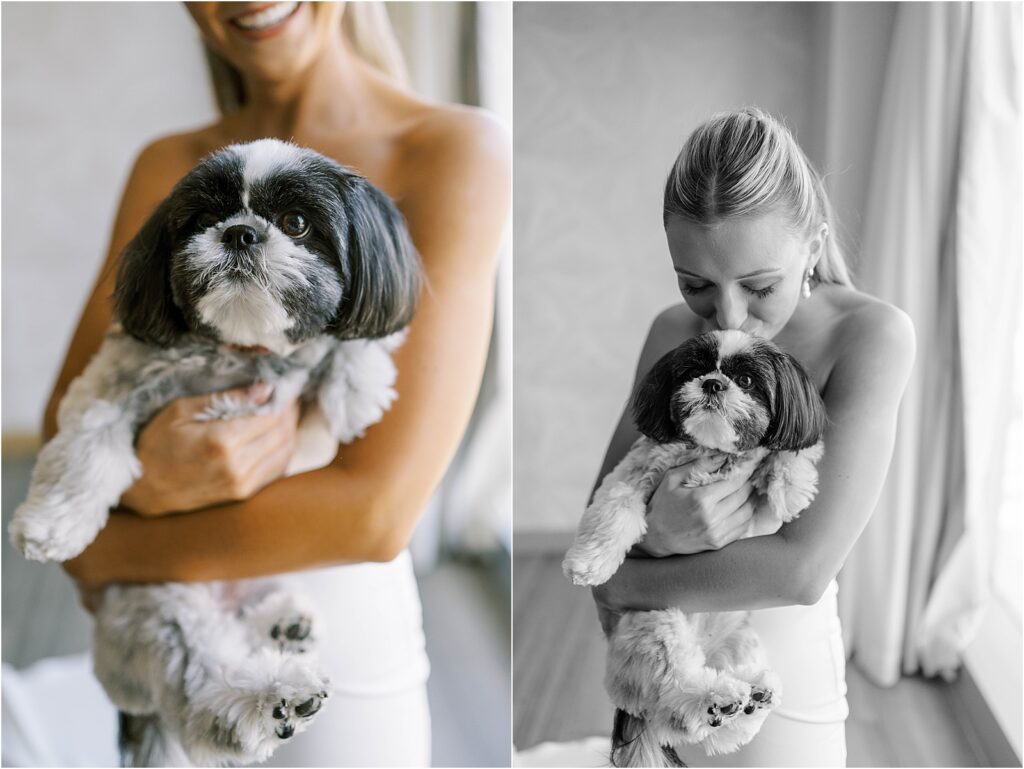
[225,2,303,41]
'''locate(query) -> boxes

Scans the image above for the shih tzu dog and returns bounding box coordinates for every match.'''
[9,139,421,766]
[562,330,827,767]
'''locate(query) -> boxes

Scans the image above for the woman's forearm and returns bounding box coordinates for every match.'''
[64,459,427,588]
[600,532,822,614]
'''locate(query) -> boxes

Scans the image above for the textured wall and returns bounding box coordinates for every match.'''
[1,2,216,436]
[513,2,822,533]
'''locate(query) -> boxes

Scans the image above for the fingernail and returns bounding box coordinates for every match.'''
[248,381,272,403]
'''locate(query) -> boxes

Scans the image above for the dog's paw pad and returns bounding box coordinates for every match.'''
[268,690,326,741]
[705,698,745,728]
[269,614,315,653]
[270,615,312,642]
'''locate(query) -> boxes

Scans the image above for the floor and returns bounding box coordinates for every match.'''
[1,454,511,767]
[513,549,1017,768]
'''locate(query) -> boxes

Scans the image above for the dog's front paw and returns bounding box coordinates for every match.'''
[8,504,102,562]
[562,547,623,586]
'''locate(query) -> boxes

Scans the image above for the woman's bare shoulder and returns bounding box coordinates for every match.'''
[397,103,510,192]
[818,286,916,406]
[126,124,228,197]
[826,287,915,361]
[637,303,703,375]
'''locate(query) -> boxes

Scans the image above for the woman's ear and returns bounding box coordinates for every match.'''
[630,349,684,443]
[332,176,422,340]
[762,349,828,450]
[807,222,828,268]
[113,196,187,347]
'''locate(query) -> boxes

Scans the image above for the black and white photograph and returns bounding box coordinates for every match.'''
[513,2,1021,767]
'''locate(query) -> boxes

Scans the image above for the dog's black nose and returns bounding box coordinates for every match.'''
[222,224,262,250]
[702,378,726,395]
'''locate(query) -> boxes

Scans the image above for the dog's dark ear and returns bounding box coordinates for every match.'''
[333,177,422,340]
[762,348,828,450]
[113,197,187,347]
[630,349,685,443]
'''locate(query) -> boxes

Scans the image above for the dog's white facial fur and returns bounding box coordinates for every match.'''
[632,330,826,453]
[114,139,420,352]
[184,207,336,354]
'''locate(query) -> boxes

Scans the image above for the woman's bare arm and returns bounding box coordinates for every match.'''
[62,111,511,588]
[595,302,916,613]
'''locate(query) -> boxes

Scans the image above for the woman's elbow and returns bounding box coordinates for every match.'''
[357,484,429,563]
[789,559,836,606]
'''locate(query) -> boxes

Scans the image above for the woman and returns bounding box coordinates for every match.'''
[591,108,915,767]
[52,2,510,766]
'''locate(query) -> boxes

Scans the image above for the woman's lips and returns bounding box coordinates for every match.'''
[226,1,301,41]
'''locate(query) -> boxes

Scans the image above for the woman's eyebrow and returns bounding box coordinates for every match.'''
[674,267,782,279]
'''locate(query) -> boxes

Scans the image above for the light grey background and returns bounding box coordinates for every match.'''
[513,2,896,533]
[1,2,217,437]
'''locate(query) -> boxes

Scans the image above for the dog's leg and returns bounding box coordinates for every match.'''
[238,584,322,656]
[563,444,658,586]
[9,405,138,562]
[316,337,402,443]
[98,583,330,766]
[752,441,824,523]
[184,647,331,766]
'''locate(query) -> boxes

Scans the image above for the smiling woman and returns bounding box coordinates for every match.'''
[2,2,510,767]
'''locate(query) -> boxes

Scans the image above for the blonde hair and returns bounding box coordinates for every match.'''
[205,1,410,115]
[664,107,853,287]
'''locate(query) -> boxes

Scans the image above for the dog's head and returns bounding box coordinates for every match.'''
[114,139,421,353]
[631,330,826,452]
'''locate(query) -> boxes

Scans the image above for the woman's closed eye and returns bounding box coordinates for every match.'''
[680,282,778,298]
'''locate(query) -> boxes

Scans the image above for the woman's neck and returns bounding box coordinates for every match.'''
[235,38,382,141]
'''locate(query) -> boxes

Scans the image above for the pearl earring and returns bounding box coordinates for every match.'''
[802,267,815,298]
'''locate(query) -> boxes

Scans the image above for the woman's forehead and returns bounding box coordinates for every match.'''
[666,214,802,277]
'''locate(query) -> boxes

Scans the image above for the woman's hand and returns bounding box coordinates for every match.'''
[636,465,757,557]
[121,383,302,516]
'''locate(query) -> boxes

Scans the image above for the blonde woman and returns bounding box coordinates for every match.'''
[55,3,509,765]
[591,108,914,767]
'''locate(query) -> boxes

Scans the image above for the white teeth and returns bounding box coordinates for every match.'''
[233,2,298,31]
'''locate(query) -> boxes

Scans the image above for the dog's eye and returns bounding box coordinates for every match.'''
[279,212,310,238]
[197,213,219,230]
[735,375,754,389]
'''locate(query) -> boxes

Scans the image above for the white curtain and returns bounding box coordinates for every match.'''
[390,3,513,565]
[838,2,1022,685]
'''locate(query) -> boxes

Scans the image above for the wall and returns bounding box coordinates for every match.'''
[1,2,217,438]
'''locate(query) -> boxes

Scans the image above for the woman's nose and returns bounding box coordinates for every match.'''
[715,290,747,330]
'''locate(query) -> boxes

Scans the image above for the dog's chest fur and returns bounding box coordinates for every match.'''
[66,331,336,432]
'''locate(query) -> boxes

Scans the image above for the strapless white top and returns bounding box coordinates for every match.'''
[277,411,430,696]
[273,551,430,697]
[746,579,849,724]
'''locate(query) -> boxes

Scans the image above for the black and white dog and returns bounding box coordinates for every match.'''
[9,139,421,766]
[563,330,827,766]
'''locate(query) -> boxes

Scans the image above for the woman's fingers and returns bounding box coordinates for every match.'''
[225,400,301,497]
[123,386,301,515]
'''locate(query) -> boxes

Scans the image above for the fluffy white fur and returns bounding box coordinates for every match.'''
[562,330,826,765]
[9,139,420,767]
[10,330,401,765]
